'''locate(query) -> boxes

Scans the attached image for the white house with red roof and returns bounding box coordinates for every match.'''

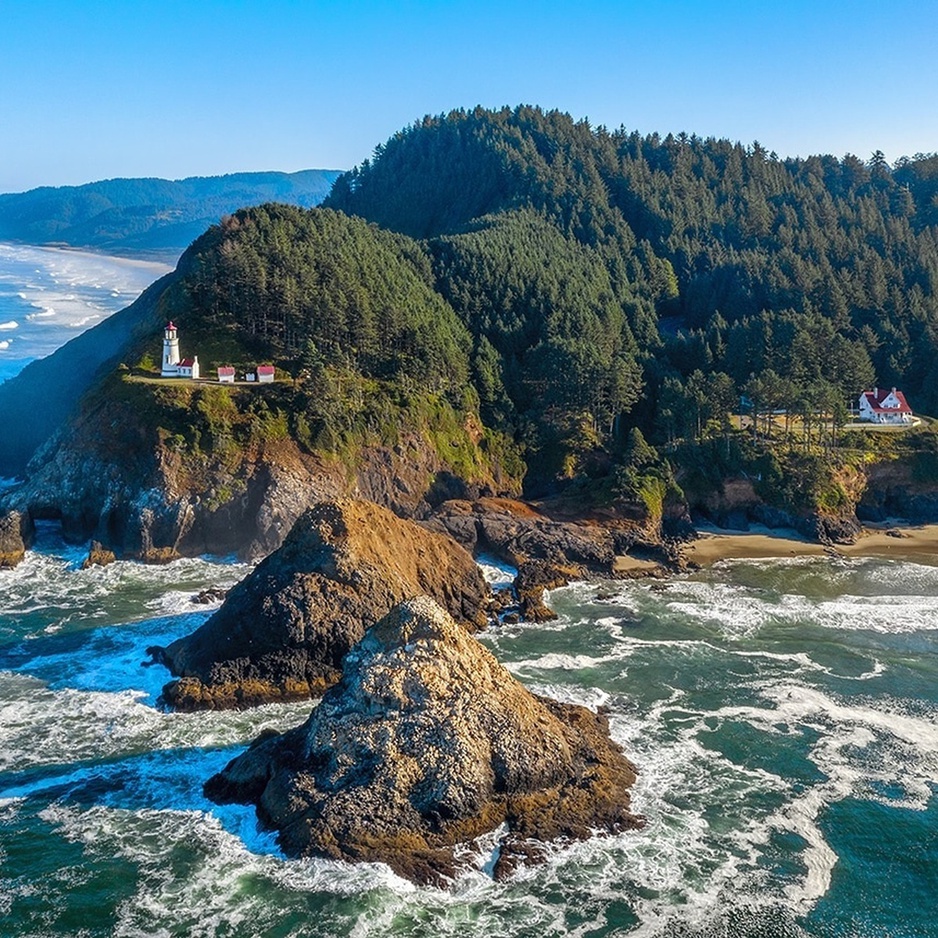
[160,322,200,379]
[217,366,236,384]
[858,387,913,424]
[176,357,200,379]
[257,365,275,384]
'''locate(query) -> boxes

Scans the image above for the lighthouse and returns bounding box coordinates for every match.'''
[161,321,181,376]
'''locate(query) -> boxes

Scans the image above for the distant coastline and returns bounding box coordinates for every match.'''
[0,237,180,269]
[0,240,173,385]
[5,238,182,267]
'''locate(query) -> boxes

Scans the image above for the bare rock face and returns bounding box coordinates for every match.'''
[148,499,490,710]
[81,540,118,569]
[0,509,34,568]
[205,596,643,884]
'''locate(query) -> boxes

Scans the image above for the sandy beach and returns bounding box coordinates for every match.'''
[684,522,938,567]
[0,240,174,382]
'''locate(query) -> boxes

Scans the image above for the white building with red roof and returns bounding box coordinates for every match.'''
[160,322,199,379]
[257,365,275,384]
[176,357,200,379]
[858,387,913,424]
[217,366,236,384]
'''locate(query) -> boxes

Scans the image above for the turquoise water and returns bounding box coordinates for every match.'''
[0,242,171,383]
[1,531,936,937]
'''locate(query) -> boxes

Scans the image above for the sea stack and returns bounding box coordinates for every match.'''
[147,499,490,710]
[205,596,643,885]
[0,509,34,569]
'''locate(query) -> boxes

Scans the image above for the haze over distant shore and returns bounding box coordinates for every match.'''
[0,241,172,383]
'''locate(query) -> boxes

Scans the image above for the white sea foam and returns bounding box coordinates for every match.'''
[643,574,938,636]
[476,552,517,591]
[0,544,250,629]
[0,672,309,782]
[705,681,938,907]
[0,240,172,378]
[507,651,617,671]
[2,547,936,934]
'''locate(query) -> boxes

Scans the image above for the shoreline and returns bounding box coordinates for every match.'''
[683,522,938,567]
[0,238,179,271]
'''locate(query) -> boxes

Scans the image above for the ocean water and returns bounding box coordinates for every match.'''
[1,536,936,937]
[0,241,173,384]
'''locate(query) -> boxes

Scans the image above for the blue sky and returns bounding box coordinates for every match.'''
[1,0,936,192]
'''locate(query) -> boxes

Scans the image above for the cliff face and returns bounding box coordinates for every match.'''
[686,453,938,544]
[4,397,340,561]
[859,459,938,523]
[1,370,511,564]
[148,499,491,709]
[205,596,643,884]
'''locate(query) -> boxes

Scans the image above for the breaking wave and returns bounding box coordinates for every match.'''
[1,545,936,935]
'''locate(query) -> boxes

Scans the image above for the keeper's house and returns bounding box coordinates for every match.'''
[858,387,913,424]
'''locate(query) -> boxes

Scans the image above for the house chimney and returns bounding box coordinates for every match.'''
[891,386,897,393]
[873,386,878,397]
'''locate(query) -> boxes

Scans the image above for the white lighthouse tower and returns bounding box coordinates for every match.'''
[161,321,181,376]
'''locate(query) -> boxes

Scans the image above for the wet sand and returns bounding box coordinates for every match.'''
[612,554,664,576]
[685,523,938,567]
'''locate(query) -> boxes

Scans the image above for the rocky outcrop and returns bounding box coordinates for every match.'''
[859,459,938,524]
[205,596,643,884]
[1,410,348,562]
[81,540,117,569]
[0,509,34,568]
[427,497,683,618]
[147,499,490,710]
[691,476,864,545]
[0,377,511,564]
[428,497,678,572]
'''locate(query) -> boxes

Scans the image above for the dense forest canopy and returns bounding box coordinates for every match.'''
[171,205,471,393]
[325,106,938,458]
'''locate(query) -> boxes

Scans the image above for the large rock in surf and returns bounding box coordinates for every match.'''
[0,509,34,569]
[204,596,643,884]
[148,499,490,710]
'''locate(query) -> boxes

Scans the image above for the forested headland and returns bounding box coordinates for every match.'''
[7,105,938,536]
[321,106,938,526]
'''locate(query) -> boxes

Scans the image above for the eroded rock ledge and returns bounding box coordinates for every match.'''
[204,596,643,885]
[147,499,490,710]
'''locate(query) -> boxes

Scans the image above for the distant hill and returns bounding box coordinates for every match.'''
[0,170,342,255]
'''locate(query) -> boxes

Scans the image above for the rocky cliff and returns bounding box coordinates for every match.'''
[427,496,684,617]
[0,368,511,565]
[205,596,643,884]
[148,499,490,709]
